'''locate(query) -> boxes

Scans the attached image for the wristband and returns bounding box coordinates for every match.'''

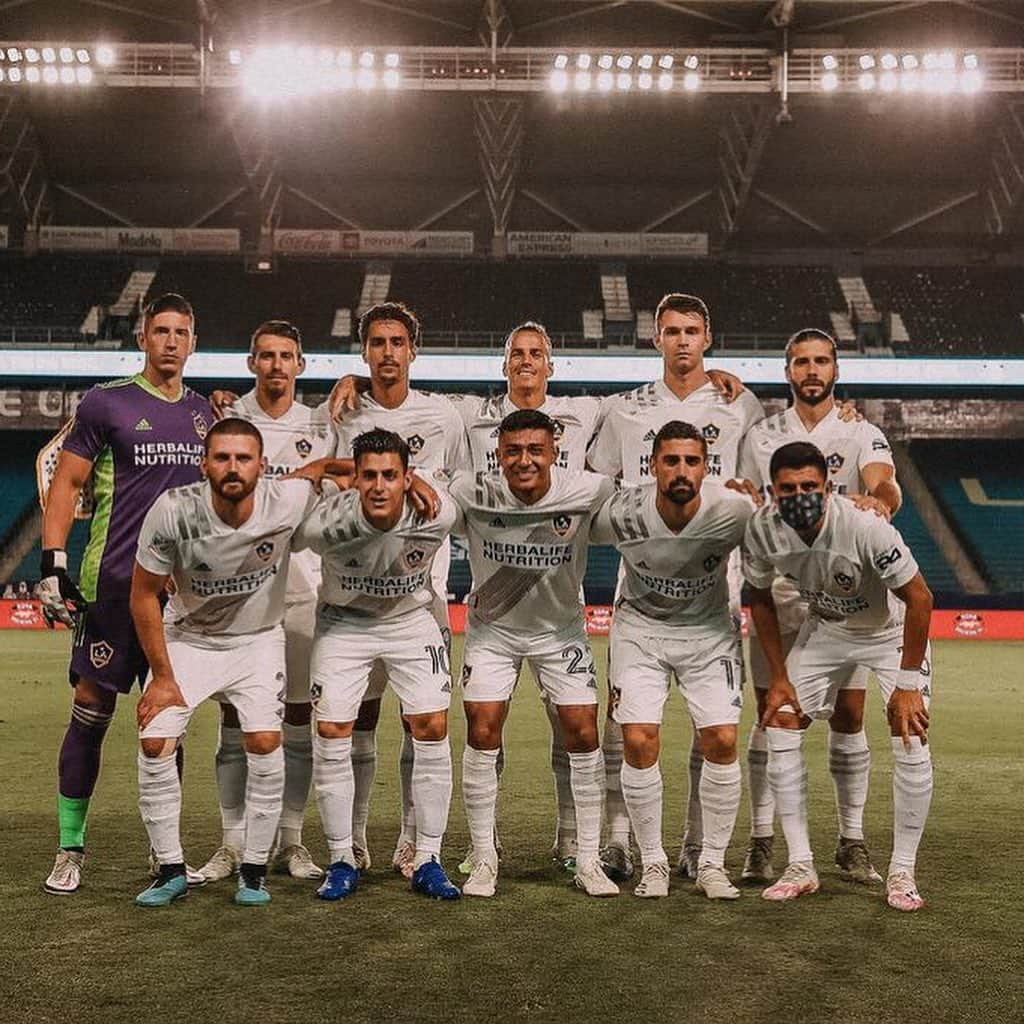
[895,668,923,692]
[41,549,68,574]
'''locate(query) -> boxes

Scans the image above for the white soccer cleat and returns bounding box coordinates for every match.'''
[633,860,670,899]
[352,843,372,871]
[44,849,83,895]
[695,864,740,901]
[274,844,324,880]
[199,846,241,882]
[677,842,701,879]
[574,858,619,898]
[392,839,416,880]
[149,848,206,887]
[761,861,820,902]
[886,870,925,912]
[463,855,499,898]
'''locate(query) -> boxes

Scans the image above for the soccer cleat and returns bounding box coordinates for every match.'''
[352,844,372,871]
[392,839,416,880]
[574,858,619,898]
[886,870,925,912]
[633,860,670,899]
[235,865,271,906]
[459,829,503,876]
[741,836,776,883]
[463,855,499,898]
[411,858,461,901]
[599,842,634,883]
[696,864,741,901]
[761,861,820,902]
[199,845,241,882]
[274,844,324,880]
[551,843,578,875]
[136,867,188,907]
[316,860,360,901]
[835,838,883,885]
[44,849,83,895]
[149,848,205,887]
[677,842,701,880]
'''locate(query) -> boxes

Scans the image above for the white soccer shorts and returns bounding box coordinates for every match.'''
[610,625,744,729]
[748,628,869,692]
[461,623,599,707]
[310,607,452,724]
[785,619,934,721]
[283,596,316,704]
[140,627,286,738]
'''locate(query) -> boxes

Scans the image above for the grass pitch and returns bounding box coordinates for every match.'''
[2,632,1022,1024]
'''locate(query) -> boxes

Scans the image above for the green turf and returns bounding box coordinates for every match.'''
[2,632,1022,1024]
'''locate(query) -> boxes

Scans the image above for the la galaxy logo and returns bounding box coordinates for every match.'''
[833,571,855,591]
[701,423,720,445]
[192,411,209,440]
[552,514,572,536]
[255,540,274,561]
[405,548,425,568]
[406,434,425,455]
[552,419,565,441]
[703,553,722,572]
[89,640,114,669]
[295,437,312,458]
[827,452,845,474]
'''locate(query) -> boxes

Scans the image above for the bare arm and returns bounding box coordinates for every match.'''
[130,562,185,729]
[749,585,804,725]
[42,449,94,550]
[860,462,902,516]
[887,572,933,747]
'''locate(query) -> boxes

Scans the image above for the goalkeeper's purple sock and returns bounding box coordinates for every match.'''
[57,699,114,848]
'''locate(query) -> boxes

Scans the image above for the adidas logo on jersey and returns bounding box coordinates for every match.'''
[643,429,657,442]
[345,558,360,568]
[637,559,651,569]
[489,516,506,528]
[134,418,152,431]
[194,562,212,572]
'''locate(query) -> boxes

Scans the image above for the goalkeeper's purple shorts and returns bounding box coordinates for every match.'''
[69,596,149,693]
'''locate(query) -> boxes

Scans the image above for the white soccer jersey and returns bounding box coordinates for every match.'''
[589,380,764,485]
[591,481,755,636]
[231,390,334,602]
[136,478,318,648]
[449,468,614,636]
[293,485,456,621]
[742,495,920,635]
[452,393,603,473]
[738,405,894,497]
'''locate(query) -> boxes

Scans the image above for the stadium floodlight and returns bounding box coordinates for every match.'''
[338,49,352,66]
[597,69,614,91]
[617,55,633,70]
[549,68,568,92]
[554,53,569,70]
[616,72,632,90]
[95,44,115,66]
[597,54,613,70]
[356,67,375,89]
[901,69,920,91]
[7,47,22,62]
[638,54,654,70]
[922,52,939,70]
[576,53,591,70]
[574,70,591,91]
[25,47,39,63]
[384,52,400,68]
[76,65,93,84]
[822,54,838,71]
[43,65,58,83]
[880,53,898,70]
[76,48,90,63]
[683,55,698,71]
[659,71,675,91]
[59,47,74,63]
[902,54,919,70]
[359,50,374,68]
[228,48,242,65]
[8,66,21,82]
[961,67,984,93]
[382,67,400,89]
[0,70,4,83]
[963,53,979,70]
[26,66,40,83]
[59,66,75,84]
[637,72,653,90]
[820,71,839,92]
[859,54,875,70]
[42,47,56,63]
[660,55,675,70]
[879,70,898,91]
[858,72,876,91]
[683,71,699,92]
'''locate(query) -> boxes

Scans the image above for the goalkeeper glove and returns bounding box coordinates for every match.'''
[39,549,86,629]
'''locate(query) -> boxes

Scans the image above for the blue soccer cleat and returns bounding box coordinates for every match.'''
[234,865,271,906]
[316,860,360,901]
[411,858,461,901]
[136,868,188,908]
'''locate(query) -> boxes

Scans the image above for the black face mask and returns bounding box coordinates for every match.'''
[777,491,825,530]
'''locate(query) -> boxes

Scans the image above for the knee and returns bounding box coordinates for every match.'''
[407,711,447,742]
[243,731,282,755]
[699,725,738,764]
[559,707,599,753]
[622,724,659,768]
[284,702,312,727]
[140,737,177,759]
[465,706,502,750]
[830,691,865,733]
[317,719,353,740]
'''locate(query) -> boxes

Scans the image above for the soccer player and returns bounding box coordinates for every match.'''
[588,292,764,881]
[131,418,319,906]
[744,441,934,912]
[451,409,616,898]
[591,421,755,899]
[737,328,901,884]
[293,429,460,901]
[200,321,332,883]
[330,302,468,878]
[39,293,212,896]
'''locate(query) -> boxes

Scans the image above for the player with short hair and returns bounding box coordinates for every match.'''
[131,418,319,906]
[744,441,934,912]
[293,428,460,902]
[588,292,765,882]
[199,320,332,883]
[40,293,212,896]
[737,328,901,885]
[592,421,756,899]
[451,409,617,898]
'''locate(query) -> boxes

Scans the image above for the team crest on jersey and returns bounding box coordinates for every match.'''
[833,571,855,591]
[552,419,565,440]
[310,682,322,705]
[406,434,425,455]
[89,641,114,669]
[192,411,209,440]
[703,553,722,573]
[295,437,312,457]
[552,514,572,536]
[701,423,720,445]
[827,452,845,474]
[255,540,275,561]
[405,548,425,568]
[461,664,472,685]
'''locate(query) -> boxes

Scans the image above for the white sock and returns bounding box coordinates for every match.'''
[215,724,246,852]
[747,724,775,839]
[601,719,630,847]
[411,737,452,868]
[829,730,871,841]
[682,742,704,849]
[314,734,355,866]
[138,751,183,864]
[569,748,605,863]
[620,762,665,867]
[398,731,416,845]
[766,727,812,865]
[350,729,377,849]
[278,721,313,849]
[545,699,576,848]
[462,746,499,860]
[242,747,285,865]
[890,736,933,876]
[699,759,742,868]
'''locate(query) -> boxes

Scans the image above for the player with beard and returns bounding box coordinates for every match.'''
[131,419,318,906]
[737,330,900,886]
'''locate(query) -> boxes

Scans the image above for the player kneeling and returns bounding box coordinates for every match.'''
[131,419,319,907]
[295,429,460,902]
[592,422,755,899]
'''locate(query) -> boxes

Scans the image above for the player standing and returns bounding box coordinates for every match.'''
[592,422,755,899]
[40,293,211,895]
[744,441,934,911]
[737,329,901,884]
[200,321,332,882]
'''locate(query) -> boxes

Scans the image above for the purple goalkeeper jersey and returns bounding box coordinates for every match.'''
[62,373,211,601]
